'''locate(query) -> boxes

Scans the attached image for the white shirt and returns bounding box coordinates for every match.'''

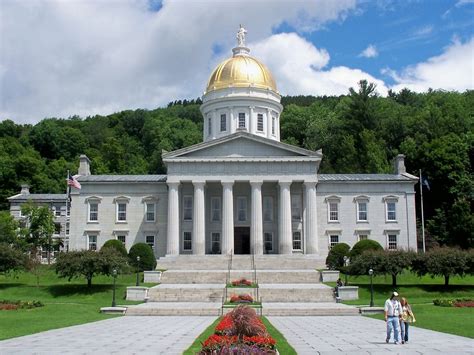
[384,298,401,317]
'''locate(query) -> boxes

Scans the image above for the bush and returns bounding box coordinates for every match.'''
[326,243,350,270]
[101,239,127,257]
[0,243,26,274]
[128,243,156,271]
[350,239,383,259]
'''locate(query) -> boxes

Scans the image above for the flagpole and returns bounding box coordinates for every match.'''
[419,169,426,253]
[66,170,70,252]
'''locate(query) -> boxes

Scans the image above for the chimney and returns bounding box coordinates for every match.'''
[20,184,30,195]
[78,154,91,176]
[394,154,406,175]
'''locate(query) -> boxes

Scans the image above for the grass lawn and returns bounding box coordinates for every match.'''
[327,271,474,338]
[183,316,296,355]
[0,266,154,340]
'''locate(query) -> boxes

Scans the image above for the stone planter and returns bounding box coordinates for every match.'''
[144,271,162,283]
[320,270,340,282]
[126,286,149,301]
[337,286,359,300]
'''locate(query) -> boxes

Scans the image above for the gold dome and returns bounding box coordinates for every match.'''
[205,54,277,94]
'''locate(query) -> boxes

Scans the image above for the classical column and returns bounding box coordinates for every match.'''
[304,181,318,254]
[278,181,293,254]
[222,182,234,255]
[250,181,263,255]
[192,181,206,255]
[166,182,180,255]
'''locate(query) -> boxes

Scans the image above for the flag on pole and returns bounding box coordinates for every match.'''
[67,174,81,189]
[421,176,430,190]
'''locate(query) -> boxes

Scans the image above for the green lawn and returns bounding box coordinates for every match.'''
[0,266,154,340]
[327,271,474,338]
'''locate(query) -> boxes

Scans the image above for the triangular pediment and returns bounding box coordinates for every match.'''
[162,132,321,160]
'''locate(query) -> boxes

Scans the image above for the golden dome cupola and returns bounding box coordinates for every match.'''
[200,26,283,142]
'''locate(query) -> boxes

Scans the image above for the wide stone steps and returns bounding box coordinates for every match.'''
[261,302,360,316]
[147,284,224,302]
[259,284,334,302]
[125,302,222,316]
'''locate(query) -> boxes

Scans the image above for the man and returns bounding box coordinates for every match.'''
[384,291,402,344]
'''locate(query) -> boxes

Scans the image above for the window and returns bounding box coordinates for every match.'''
[329,235,339,249]
[54,223,61,234]
[88,203,98,222]
[117,203,127,222]
[146,203,155,222]
[220,114,226,132]
[291,194,302,221]
[146,235,155,251]
[388,234,397,250]
[357,202,368,221]
[208,116,212,136]
[211,197,221,222]
[264,232,273,253]
[66,222,70,235]
[183,196,193,221]
[263,196,273,222]
[211,232,220,254]
[67,208,70,217]
[238,113,246,128]
[292,231,302,251]
[183,232,192,251]
[257,113,264,131]
[271,115,276,135]
[387,202,396,221]
[88,235,97,251]
[54,207,61,217]
[237,197,247,222]
[358,234,368,241]
[117,235,126,246]
[329,202,339,221]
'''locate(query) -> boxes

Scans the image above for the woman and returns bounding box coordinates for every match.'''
[400,297,416,344]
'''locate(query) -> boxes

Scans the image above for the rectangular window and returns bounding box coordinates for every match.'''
[292,231,302,251]
[54,223,61,234]
[66,222,70,235]
[272,116,276,135]
[117,203,127,221]
[388,234,397,250]
[146,203,155,222]
[291,194,302,221]
[263,196,273,222]
[264,232,273,253]
[117,235,126,246]
[237,197,247,222]
[358,202,368,221]
[208,117,212,136]
[329,202,339,221]
[211,232,220,254]
[329,235,339,249]
[220,114,226,132]
[89,203,98,222]
[387,202,396,221]
[257,113,264,131]
[211,197,221,222]
[55,207,61,217]
[358,234,368,241]
[238,113,246,128]
[88,235,97,251]
[183,231,192,251]
[183,196,193,221]
[146,235,155,250]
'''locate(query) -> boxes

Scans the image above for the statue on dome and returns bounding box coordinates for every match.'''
[236,24,247,47]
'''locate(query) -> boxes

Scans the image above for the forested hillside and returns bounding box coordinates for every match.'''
[0,82,472,248]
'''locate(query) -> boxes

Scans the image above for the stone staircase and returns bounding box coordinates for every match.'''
[125,255,359,316]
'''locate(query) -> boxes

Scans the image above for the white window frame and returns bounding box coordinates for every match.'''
[384,196,398,222]
[238,112,246,129]
[237,196,247,222]
[292,231,302,251]
[220,113,227,132]
[145,202,156,222]
[211,197,221,222]
[53,206,61,217]
[291,194,302,221]
[387,234,398,250]
[263,196,273,222]
[183,231,192,251]
[357,201,368,222]
[146,235,155,251]
[183,195,193,221]
[271,115,276,135]
[329,234,339,249]
[257,113,264,132]
[88,235,97,251]
[264,232,273,253]
[117,234,126,246]
[326,196,341,223]
[116,203,127,222]
[211,232,220,254]
[208,116,212,136]
[88,202,99,222]
[66,222,70,235]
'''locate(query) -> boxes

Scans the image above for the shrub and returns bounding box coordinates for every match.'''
[128,243,156,271]
[0,243,27,274]
[326,242,350,270]
[0,300,44,310]
[350,239,383,259]
[101,239,127,257]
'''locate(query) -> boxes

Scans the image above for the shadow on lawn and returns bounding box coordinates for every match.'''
[0,283,26,290]
[47,284,113,297]
[356,284,474,293]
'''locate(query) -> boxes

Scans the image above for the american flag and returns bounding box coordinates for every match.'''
[67,174,81,189]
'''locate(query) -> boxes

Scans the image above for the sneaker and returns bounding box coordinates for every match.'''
[386,339,389,343]
[394,341,399,345]
[402,341,405,344]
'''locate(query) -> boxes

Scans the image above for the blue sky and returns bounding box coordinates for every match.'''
[1,0,473,123]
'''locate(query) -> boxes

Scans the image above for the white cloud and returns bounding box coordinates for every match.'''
[0,0,357,123]
[387,37,474,92]
[359,44,379,58]
[251,33,388,96]
[413,25,433,37]
[456,0,474,7]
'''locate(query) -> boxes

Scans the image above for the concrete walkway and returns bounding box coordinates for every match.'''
[0,316,215,355]
[269,316,474,354]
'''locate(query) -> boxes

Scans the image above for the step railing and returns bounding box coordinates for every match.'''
[252,253,260,312]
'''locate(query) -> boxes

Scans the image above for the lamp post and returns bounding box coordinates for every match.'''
[111,269,117,307]
[369,268,374,307]
[343,256,349,285]
[136,256,141,286]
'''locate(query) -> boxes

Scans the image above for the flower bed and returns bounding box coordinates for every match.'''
[200,305,277,354]
[230,294,254,303]
[0,300,44,311]
[433,298,474,307]
[231,278,253,287]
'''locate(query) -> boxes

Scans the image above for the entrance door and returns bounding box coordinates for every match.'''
[234,227,250,254]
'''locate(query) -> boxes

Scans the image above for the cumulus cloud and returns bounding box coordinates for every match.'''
[386,37,474,92]
[0,0,357,123]
[359,45,379,58]
[252,33,388,96]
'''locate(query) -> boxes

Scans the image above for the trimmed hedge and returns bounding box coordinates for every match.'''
[128,243,157,271]
[350,239,383,258]
[101,239,127,257]
[326,243,350,270]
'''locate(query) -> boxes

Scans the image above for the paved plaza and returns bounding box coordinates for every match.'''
[1,315,473,354]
